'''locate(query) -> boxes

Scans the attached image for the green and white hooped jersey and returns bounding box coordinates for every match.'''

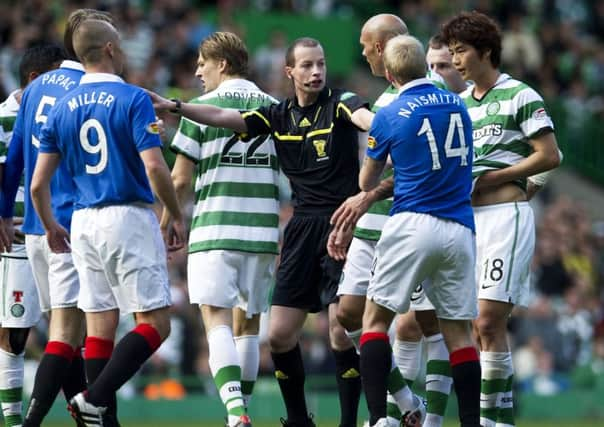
[462,73,554,188]
[170,79,280,254]
[0,90,25,218]
[353,73,450,241]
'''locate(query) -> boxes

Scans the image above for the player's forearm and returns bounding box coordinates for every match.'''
[359,157,385,191]
[30,183,55,231]
[370,176,394,201]
[489,150,561,187]
[148,163,183,222]
[177,102,248,133]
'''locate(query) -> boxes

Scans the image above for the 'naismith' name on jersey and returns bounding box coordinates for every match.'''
[67,91,115,111]
[397,92,462,118]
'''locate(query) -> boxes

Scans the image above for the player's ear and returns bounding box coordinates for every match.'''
[285,66,293,79]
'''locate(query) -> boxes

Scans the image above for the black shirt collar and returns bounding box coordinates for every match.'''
[288,86,331,111]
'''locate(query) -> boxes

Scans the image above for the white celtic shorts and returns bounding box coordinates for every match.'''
[188,250,275,316]
[25,234,79,312]
[474,201,535,307]
[337,237,375,297]
[72,205,171,314]
[0,244,41,327]
[368,212,477,320]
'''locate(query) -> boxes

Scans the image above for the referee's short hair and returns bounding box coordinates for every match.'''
[199,32,248,77]
[285,37,321,67]
[383,35,426,84]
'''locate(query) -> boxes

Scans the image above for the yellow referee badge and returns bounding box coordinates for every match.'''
[367,135,377,149]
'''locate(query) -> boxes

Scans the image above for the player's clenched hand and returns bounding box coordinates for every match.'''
[327,224,353,261]
[145,89,173,112]
[330,191,374,230]
[45,223,71,253]
[165,218,186,252]
[0,218,12,253]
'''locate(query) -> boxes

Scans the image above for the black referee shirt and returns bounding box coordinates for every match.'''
[241,87,369,215]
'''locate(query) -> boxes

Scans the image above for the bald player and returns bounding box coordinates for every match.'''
[31,19,184,426]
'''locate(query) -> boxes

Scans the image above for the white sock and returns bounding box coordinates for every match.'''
[481,351,513,427]
[0,348,24,423]
[393,338,422,384]
[207,325,246,426]
[234,335,259,408]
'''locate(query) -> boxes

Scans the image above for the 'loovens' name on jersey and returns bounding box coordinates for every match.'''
[397,92,462,118]
[67,91,115,111]
[473,123,503,140]
[41,73,78,91]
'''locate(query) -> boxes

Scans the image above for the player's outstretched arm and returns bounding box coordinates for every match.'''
[140,146,186,251]
[350,108,374,132]
[30,152,71,253]
[146,90,248,133]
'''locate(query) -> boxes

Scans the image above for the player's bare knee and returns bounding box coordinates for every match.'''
[137,308,171,341]
[396,312,423,341]
[474,313,504,343]
[336,303,362,332]
[268,324,297,353]
[233,313,260,337]
[415,310,440,337]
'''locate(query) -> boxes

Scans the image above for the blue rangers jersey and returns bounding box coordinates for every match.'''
[367,78,475,231]
[39,73,160,208]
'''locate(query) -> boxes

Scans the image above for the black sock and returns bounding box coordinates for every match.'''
[87,324,161,407]
[450,347,481,427]
[23,341,74,427]
[271,343,309,423]
[333,347,361,427]
[85,337,118,419]
[359,333,391,426]
[62,347,87,401]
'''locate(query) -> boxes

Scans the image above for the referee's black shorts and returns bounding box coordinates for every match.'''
[272,214,344,313]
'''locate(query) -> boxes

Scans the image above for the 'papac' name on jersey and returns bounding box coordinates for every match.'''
[41,73,77,90]
[397,92,462,118]
[67,91,115,111]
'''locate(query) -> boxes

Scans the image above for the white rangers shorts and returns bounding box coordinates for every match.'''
[188,250,275,316]
[71,205,171,314]
[338,236,435,311]
[474,201,535,307]
[25,234,79,312]
[0,244,41,327]
[368,212,477,320]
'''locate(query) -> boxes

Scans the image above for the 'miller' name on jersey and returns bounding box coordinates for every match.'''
[67,91,115,111]
[397,92,462,118]
[41,73,77,91]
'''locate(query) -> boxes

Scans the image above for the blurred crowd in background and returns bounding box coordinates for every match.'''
[1,0,603,407]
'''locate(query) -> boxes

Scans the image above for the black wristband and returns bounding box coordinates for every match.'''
[169,98,182,114]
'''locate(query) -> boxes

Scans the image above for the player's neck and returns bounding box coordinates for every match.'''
[295,90,319,107]
[471,68,500,99]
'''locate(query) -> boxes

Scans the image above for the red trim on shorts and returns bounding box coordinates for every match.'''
[360,332,390,348]
[45,341,75,361]
[450,347,479,366]
[133,323,161,351]
[85,337,114,359]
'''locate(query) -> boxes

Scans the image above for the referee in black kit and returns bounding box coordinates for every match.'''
[149,36,374,427]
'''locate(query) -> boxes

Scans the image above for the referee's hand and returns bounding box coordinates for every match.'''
[327,224,353,261]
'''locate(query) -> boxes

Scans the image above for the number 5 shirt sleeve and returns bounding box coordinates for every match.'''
[38,112,60,154]
[131,89,162,152]
[366,109,392,161]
